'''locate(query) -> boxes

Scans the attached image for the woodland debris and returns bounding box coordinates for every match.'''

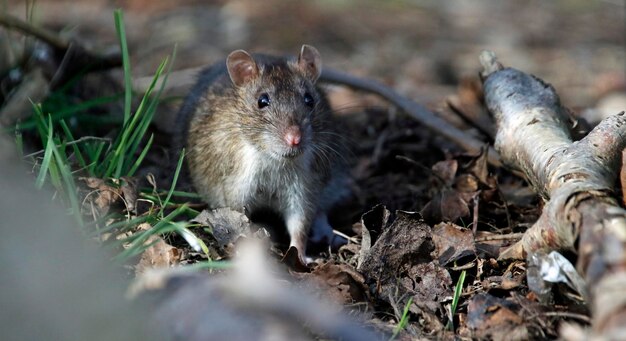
[81,176,138,216]
[0,68,49,127]
[431,222,475,266]
[321,68,503,168]
[0,12,121,127]
[420,148,497,225]
[481,50,626,336]
[292,260,371,306]
[135,223,181,275]
[132,241,383,341]
[526,251,587,303]
[0,12,122,81]
[358,210,452,333]
[466,293,531,341]
[191,208,253,249]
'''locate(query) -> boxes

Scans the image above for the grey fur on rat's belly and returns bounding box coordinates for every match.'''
[177,45,349,258]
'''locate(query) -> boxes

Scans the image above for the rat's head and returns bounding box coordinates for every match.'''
[226,45,324,160]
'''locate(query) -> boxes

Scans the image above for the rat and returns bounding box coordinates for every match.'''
[175,45,350,262]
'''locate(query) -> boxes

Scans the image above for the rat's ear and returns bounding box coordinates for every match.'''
[298,45,322,82]
[227,50,259,87]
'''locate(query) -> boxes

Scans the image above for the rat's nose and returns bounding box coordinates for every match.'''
[284,125,301,147]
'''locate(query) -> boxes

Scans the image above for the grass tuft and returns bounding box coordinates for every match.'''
[390,297,413,340]
[447,270,467,331]
[20,9,193,262]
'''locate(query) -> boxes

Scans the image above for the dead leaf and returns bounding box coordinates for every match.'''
[192,208,252,249]
[135,223,181,275]
[464,146,490,185]
[432,160,458,187]
[357,204,390,270]
[360,211,452,316]
[119,177,138,212]
[500,261,526,290]
[81,177,137,216]
[307,261,369,305]
[467,293,529,341]
[282,246,310,272]
[431,222,475,265]
[421,188,471,223]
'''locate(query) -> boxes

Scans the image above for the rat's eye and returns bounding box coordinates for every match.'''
[258,93,270,109]
[303,92,314,108]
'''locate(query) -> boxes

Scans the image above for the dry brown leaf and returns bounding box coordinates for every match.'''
[192,208,252,250]
[357,204,390,270]
[421,188,471,223]
[80,177,138,216]
[432,160,458,187]
[135,223,182,275]
[360,211,452,317]
[431,222,475,265]
[467,293,529,341]
[282,246,309,272]
[307,261,369,305]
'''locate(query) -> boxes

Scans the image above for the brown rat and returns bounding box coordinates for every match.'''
[175,45,349,262]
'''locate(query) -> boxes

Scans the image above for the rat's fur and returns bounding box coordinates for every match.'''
[175,46,348,260]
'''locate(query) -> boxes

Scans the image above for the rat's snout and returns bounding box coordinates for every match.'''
[284,125,301,147]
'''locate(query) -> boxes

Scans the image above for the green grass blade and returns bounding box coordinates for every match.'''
[106,57,168,178]
[59,119,87,169]
[88,214,151,238]
[125,46,175,176]
[390,297,413,341]
[177,224,209,256]
[140,190,202,199]
[126,133,153,177]
[87,141,106,176]
[183,261,232,271]
[34,118,55,189]
[144,45,177,116]
[160,148,184,217]
[447,270,467,331]
[113,205,187,262]
[31,101,49,146]
[18,94,121,131]
[121,58,169,175]
[49,138,84,227]
[114,9,132,124]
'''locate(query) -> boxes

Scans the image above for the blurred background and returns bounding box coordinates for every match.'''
[5,0,624,115]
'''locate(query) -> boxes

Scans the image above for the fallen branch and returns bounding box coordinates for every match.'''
[480,50,626,337]
[0,12,68,50]
[0,12,121,87]
[321,69,503,168]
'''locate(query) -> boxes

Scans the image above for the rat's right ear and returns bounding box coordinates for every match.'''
[226,50,259,87]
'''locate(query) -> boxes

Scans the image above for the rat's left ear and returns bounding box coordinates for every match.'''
[298,45,322,82]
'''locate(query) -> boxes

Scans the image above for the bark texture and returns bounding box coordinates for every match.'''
[480,50,626,336]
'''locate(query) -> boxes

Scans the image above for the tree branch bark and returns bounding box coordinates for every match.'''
[480,50,626,337]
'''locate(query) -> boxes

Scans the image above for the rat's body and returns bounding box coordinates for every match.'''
[175,45,348,261]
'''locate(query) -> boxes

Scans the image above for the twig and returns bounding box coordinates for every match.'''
[449,261,476,271]
[23,136,111,158]
[475,233,524,242]
[0,12,122,86]
[0,12,68,50]
[320,68,503,168]
[534,311,591,324]
[446,99,495,140]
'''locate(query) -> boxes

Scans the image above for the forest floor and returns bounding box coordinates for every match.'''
[2,0,625,340]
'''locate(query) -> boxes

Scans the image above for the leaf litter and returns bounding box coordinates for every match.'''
[5,1,618,338]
